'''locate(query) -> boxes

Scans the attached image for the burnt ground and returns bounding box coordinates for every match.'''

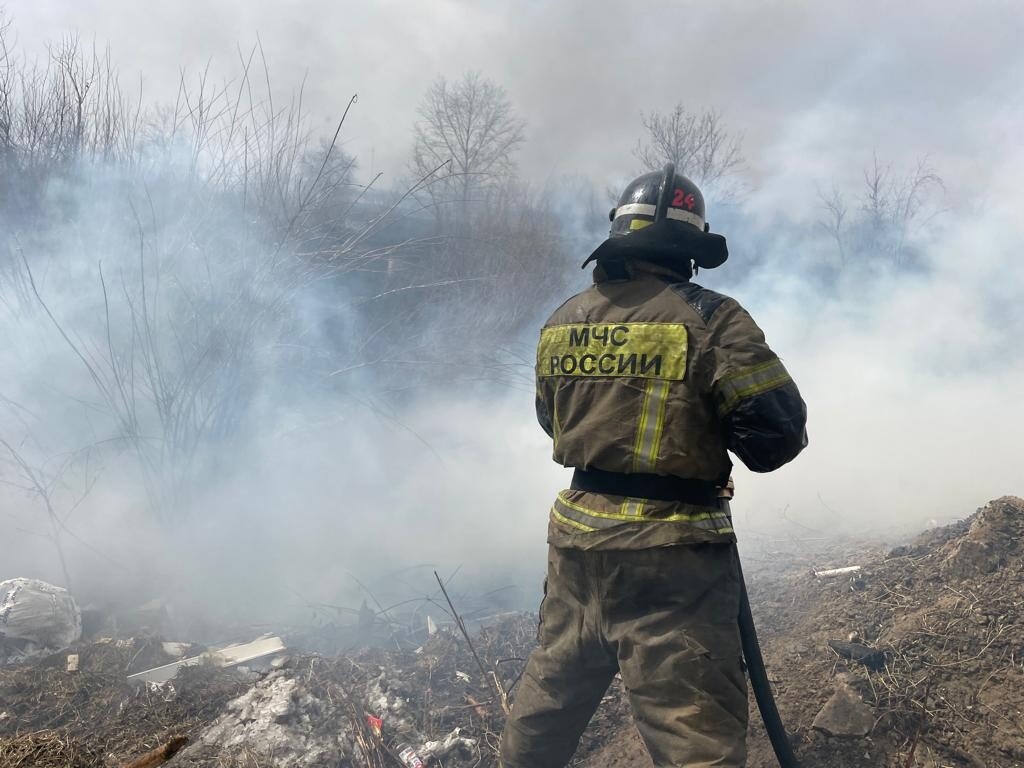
[1,496,1022,767]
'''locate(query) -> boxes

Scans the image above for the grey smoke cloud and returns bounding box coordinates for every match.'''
[14,1,1023,188]
[2,1,1023,624]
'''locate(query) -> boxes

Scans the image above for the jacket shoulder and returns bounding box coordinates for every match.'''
[544,286,600,327]
[668,281,734,325]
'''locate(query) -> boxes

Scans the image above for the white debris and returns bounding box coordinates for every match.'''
[0,578,81,650]
[217,636,286,666]
[128,635,286,684]
[177,669,356,767]
[66,653,79,672]
[422,728,478,759]
[455,671,471,683]
[366,674,410,717]
[813,565,862,578]
[427,615,438,636]
[161,641,190,658]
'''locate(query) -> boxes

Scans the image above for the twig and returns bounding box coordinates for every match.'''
[433,570,511,716]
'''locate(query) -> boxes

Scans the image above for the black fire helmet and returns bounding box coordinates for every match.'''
[583,163,728,271]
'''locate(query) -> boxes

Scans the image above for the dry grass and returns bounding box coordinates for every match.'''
[0,729,101,768]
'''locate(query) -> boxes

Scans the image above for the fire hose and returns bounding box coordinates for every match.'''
[720,480,799,767]
[737,554,800,768]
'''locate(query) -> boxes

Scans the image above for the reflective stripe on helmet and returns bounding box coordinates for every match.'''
[614,202,657,218]
[614,202,705,230]
[665,207,705,229]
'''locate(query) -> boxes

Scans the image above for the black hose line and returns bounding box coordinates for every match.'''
[736,555,801,768]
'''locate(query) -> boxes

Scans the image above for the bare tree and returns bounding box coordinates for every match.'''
[818,155,944,268]
[817,185,849,267]
[0,26,406,523]
[634,104,743,190]
[410,73,525,228]
[0,430,110,589]
[0,18,566,540]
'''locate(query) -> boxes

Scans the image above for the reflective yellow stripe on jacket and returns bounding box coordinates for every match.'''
[551,492,734,535]
[715,358,793,416]
[632,379,669,472]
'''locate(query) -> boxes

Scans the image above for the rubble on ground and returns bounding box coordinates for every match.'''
[0,496,1021,767]
[175,667,356,766]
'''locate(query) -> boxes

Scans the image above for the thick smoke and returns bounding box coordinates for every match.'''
[2,5,1023,633]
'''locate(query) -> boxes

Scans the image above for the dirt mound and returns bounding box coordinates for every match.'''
[938,495,1024,579]
[741,495,1024,768]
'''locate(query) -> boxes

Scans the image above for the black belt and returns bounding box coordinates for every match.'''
[570,467,720,506]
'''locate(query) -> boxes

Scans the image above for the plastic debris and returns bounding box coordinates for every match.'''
[366,713,383,738]
[0,578,82,651]
[397,743,426,767]
[422,728,477,759]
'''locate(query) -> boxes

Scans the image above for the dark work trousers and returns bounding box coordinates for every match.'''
[500,543,748,768]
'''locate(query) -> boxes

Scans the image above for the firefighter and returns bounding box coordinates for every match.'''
[499,165,808,768]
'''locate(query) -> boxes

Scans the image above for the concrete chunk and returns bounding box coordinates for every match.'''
[812,683,874,737]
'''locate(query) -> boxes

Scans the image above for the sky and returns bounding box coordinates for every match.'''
[9,0,1024,192]
[3,0,1024,619]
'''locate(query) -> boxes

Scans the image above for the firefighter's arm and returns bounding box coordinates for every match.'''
[705,300,808,472]
[535,387,554,438]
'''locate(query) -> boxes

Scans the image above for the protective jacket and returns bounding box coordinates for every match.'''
[536,258,807,549]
